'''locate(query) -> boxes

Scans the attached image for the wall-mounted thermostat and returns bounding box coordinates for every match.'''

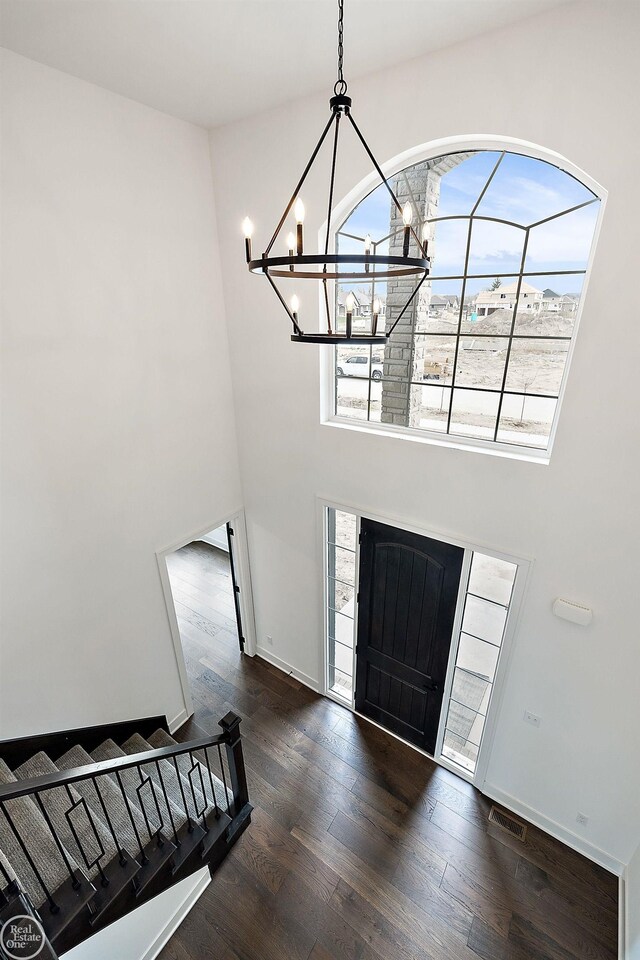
[552,598,592,626]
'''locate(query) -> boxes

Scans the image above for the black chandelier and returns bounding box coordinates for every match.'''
[242,0,431,345]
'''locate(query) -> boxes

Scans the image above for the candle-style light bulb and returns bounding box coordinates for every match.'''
[345,292,355,339]
[421,222,429,257]
[287,232,295,271]
[364,234,372,273]
[242,217,254,262]
[290,294,300,319]
[372,297,381,336]
[402,202,412,258]
[294,199,305,256]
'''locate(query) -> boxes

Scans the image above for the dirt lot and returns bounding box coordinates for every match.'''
[336,308,571,440]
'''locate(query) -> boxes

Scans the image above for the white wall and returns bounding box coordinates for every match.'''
[628,842,640,959]
[209,1,640,869]
[0,51,242,737]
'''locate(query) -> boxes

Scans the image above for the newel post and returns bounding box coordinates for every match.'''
[219,712,249,816]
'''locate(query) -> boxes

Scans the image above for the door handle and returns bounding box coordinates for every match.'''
[423,678,441,693]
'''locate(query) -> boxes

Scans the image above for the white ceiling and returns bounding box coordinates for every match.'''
[0,0,567,128]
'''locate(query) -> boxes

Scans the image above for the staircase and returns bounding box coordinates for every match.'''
[0,712,251,958]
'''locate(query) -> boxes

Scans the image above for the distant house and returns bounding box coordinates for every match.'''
[429,294,460,316]
[337,289,386,327]
[541,289,562,312]
[337,289,364,319]
[356,291,373,318]
[475,281,543,316]
[558,294,579,316]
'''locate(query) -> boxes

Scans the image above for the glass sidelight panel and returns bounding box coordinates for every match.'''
[462,594,508,645]
[326,507,358,704]
[441,550,517,776]
[327,544,356,585]
[468,553,516,606]
[443,730,478,771]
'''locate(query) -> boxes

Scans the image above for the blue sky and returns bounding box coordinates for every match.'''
[337,151,599,296]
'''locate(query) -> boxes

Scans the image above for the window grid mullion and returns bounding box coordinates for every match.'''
[441,153,506,435]
[367,342,373,420]
[444,218,474,435]
[493,228,531,443]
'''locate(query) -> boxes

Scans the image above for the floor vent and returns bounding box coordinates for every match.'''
[488,805,528,841]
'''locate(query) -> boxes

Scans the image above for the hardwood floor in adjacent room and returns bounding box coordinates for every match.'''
[160,543,618,960]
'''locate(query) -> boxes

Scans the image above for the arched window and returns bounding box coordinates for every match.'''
[331,142,604,456]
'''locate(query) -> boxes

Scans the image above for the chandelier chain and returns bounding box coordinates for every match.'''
[334,0,347,96]
[244,0,430,344]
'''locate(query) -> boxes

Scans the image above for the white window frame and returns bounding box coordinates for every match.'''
[319,134,607,465]
[318,496,531,789]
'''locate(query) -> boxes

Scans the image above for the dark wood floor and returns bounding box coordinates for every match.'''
[160,541,618,960]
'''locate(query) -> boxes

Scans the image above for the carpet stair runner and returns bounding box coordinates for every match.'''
[0,715,250,958]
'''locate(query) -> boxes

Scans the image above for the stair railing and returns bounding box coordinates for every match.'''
[0,711,249,917]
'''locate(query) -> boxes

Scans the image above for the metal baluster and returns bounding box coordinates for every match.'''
[91,777,126,867]
[171,757,193,833]
[33,792,80,889]
[0,802,59,914]
[154,761,180,847]
[135,765,163,847]
[188,751,208,832]
[216,744,231,815]
[203,747,221,820]
[65,784,109,888]
[115,770,148,865]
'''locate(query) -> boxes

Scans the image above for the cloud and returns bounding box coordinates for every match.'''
[337,152,600,280]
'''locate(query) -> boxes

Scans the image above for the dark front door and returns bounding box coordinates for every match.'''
[355,519,464,754]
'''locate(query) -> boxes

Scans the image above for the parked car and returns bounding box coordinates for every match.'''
[336,355,383,381]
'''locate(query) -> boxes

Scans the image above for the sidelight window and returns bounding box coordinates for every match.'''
[325,507,358,704]
[439,552,518,774]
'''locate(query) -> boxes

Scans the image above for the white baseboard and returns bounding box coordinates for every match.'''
[168,707,191,734]
[255,646,319,692]
[483,782,624,877]
[140,870,210,960]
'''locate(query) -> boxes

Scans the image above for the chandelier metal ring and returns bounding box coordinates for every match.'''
[248,253,430,281]
[290,333,389,345]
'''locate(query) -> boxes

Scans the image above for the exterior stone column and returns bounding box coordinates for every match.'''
[381,155,470,427]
